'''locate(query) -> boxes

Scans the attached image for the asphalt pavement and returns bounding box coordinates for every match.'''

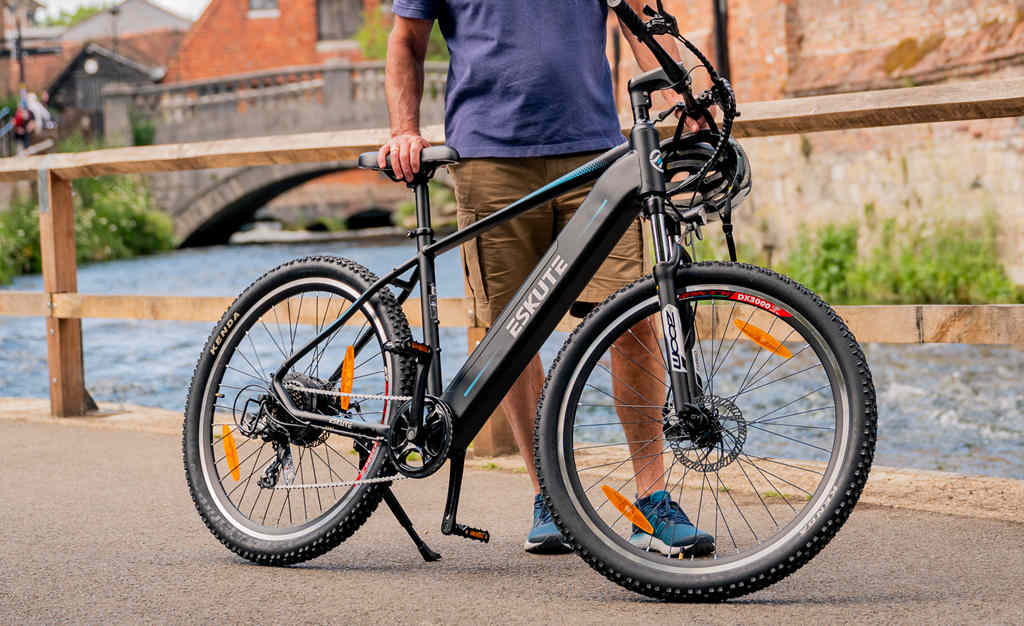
[2,420,1023,624]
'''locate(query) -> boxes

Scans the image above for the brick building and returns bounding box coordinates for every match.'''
[611,0,1022,104]
[166,0,378,82]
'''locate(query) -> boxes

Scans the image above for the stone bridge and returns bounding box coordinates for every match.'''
[103,61,447,246]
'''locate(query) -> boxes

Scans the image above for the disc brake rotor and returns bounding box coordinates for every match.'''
[663,394,747,472]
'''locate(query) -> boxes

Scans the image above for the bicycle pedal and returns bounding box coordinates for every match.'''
[451,524,490,543]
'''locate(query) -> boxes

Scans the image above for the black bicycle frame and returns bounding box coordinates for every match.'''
[270,5,702,451]
[270,121,693,447]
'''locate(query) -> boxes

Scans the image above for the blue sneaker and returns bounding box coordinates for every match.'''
[525,494,573,554]
[628,490,715,557]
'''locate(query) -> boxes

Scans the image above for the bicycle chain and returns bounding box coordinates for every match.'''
[272,474,408,490]
[283,383,412,403]
[276,383,413,489]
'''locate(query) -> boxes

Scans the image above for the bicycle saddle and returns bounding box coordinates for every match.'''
[358,146,461,183]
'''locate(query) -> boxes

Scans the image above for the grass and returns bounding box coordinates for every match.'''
[779,212,1022,305]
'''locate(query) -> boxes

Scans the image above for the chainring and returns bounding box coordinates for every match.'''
[387,397,453,479]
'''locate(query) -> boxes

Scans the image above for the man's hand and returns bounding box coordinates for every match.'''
[653,91,716,133]
[378,132,432,182]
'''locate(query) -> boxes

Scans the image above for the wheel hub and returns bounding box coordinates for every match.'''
[663,394,747,472]
[255,373,338,447]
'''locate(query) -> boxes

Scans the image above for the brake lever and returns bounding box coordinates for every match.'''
[642,3,679,36]
[655,103,684,124]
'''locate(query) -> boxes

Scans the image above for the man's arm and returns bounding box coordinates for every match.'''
[616,0,708,131]
[377,15,434,182]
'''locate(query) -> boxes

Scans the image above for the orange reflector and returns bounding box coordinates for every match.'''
[339,346,355,411]
[601,485,654,535]
[222,425,241,482]
[734,320,792,359]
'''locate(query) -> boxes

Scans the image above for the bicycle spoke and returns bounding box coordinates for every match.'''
[734,363,824,397]
[746,423,831,454]
[752,405,834,426]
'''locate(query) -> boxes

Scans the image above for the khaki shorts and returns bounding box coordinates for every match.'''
[451,153,645,327]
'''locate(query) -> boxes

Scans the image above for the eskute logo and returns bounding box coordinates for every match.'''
[506,254,569,338]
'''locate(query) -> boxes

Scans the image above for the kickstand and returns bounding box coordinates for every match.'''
[355,441,440,562]
[383,487,442,562]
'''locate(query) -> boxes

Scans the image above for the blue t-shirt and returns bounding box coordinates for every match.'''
[392,0,625,158]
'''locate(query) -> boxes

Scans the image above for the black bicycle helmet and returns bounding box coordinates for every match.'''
[660,130,751,222]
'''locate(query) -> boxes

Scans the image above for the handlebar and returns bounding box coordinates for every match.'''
[606,0,690,93]
[606,0,740,215]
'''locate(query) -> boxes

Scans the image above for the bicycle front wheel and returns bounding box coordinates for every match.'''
[535,262,877,601]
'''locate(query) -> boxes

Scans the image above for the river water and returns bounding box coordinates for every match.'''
[1,240,1021,479]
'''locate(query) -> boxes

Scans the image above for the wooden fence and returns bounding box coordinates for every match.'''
[1,77,1023,454]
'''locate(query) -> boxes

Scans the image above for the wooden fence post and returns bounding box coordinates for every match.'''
[37,169,89,417]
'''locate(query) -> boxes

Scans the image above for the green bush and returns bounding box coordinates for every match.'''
[0,178,174,285]
[130,115,156,146]
[778,213,1022,305]
[781,222,863,304]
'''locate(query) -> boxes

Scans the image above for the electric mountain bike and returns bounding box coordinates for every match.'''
[183,0,877,601]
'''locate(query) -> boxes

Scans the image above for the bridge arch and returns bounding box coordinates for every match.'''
[174,162,357,247]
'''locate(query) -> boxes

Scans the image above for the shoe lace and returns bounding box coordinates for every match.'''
[651,496,692,527]
[536,501,554,525]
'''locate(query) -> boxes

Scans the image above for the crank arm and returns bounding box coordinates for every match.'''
[440,450,490,543]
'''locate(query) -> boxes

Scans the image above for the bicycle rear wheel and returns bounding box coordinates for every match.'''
[535,262,876,601]
[183,256,414,565]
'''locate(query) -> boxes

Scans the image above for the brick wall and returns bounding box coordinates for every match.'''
[612,0,1022,102]
[166,0,378,83]
[605,2,1024,283]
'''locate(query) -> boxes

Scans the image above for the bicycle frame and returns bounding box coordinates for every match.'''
[271,101,695,451]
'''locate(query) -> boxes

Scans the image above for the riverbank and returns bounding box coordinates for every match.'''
[4,396,1021,524]
[228,224,458,246]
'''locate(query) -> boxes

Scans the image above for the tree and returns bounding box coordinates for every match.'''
[41,2,113,27]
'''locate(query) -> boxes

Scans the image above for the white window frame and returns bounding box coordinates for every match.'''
[248,0,280,18]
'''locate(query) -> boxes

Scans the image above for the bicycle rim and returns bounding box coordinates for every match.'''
[197,277,396,540]
[556,283,852,575]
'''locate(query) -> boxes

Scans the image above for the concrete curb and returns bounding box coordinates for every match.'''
[3,397,1021,524]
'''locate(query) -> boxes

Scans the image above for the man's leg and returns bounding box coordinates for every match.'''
[500,354,545,494]
[451,158,552,488]
[610,320,668,498]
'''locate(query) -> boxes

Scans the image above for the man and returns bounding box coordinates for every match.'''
[378,0,714,557]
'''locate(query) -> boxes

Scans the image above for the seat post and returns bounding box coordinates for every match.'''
[410,180,443,394]
[412,180,433,247]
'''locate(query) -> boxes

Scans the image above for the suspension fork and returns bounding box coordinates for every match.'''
[648,207,700,415]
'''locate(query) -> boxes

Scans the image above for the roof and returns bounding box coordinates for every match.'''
[17,28,186,95]
[47,41,163,96]
[61,0,192,42]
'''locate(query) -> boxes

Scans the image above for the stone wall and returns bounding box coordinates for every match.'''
[735,65,1024,283]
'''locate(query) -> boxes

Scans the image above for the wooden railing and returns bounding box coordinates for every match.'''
[1,77,1023,455]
